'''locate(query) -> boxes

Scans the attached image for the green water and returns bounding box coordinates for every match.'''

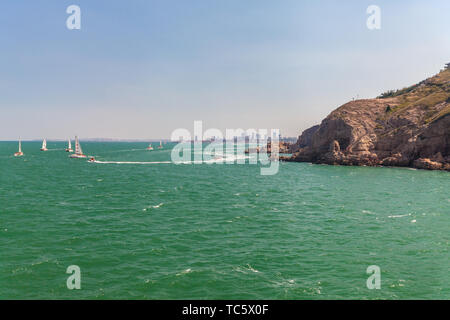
[0,141,449,299]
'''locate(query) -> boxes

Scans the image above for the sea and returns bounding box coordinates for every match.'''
[0,141,449,299]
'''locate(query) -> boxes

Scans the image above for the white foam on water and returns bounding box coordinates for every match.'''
[176,268,192,276]
[91,160,172,165]
[246,264,260,273]
[388,213,411,218]
[90,154,250,165]
[233,264,260,274]
[179,154,251,164]
[142,203,164,211]
[100,148,146,154]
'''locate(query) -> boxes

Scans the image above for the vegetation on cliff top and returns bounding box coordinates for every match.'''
[377,64,450,123]
[378,63,450,99]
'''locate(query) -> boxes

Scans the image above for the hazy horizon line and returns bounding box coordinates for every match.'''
[0,136,299,142]
[0,138,170,142]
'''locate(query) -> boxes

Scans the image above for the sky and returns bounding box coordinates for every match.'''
[0,0,449,140]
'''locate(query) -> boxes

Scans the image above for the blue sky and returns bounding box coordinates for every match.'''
[0,0,449,140]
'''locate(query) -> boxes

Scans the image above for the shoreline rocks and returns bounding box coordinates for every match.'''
[288,66,450,172]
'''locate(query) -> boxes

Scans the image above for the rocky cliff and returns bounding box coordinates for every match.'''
[289,65,450,171]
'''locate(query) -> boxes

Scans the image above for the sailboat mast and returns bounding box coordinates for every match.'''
[75,136,83,155]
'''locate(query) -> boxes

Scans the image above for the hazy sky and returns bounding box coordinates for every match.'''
[1,0,449,140]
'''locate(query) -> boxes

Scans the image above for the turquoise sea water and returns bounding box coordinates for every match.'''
[0,141,449,299]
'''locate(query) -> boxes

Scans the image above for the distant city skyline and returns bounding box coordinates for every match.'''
[1,0,449,140]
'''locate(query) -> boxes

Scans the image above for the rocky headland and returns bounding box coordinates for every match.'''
[287,64,450,171]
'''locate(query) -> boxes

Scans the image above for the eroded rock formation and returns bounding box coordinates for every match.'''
[288,66,450,171]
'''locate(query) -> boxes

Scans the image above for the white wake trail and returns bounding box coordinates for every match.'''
[99,148,146,154]
[91,160,172,165]
[89,154,251,165]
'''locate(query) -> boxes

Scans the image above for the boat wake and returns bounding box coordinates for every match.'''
[89,155,251,165]
[178,154,251,164]
[100,148,146,154]
[90,160,172,165]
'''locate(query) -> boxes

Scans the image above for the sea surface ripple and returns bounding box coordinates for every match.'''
[0,141,449,299]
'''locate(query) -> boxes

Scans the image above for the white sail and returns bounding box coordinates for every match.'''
[42,139,47,149]
[75,136,83,155]
[18,139,22,153]
[68,139,72,149]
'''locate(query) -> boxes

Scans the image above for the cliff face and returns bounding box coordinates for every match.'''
[288,125,319,152]
[290,67,450,171]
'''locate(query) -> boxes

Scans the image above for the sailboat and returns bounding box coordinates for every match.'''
[69,136,87,158]
[158,140,163,149]
[147,143,154,151]
[66,139,73,152]
[40,139,48,151]
[14,139,24,157]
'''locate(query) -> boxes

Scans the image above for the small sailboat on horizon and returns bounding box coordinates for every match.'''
[69,136,87,158]
[14,139,24,157]
[40,139,48,151]
[147,143,154,151]
[66,138,73,152]
[158,140,163,149]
